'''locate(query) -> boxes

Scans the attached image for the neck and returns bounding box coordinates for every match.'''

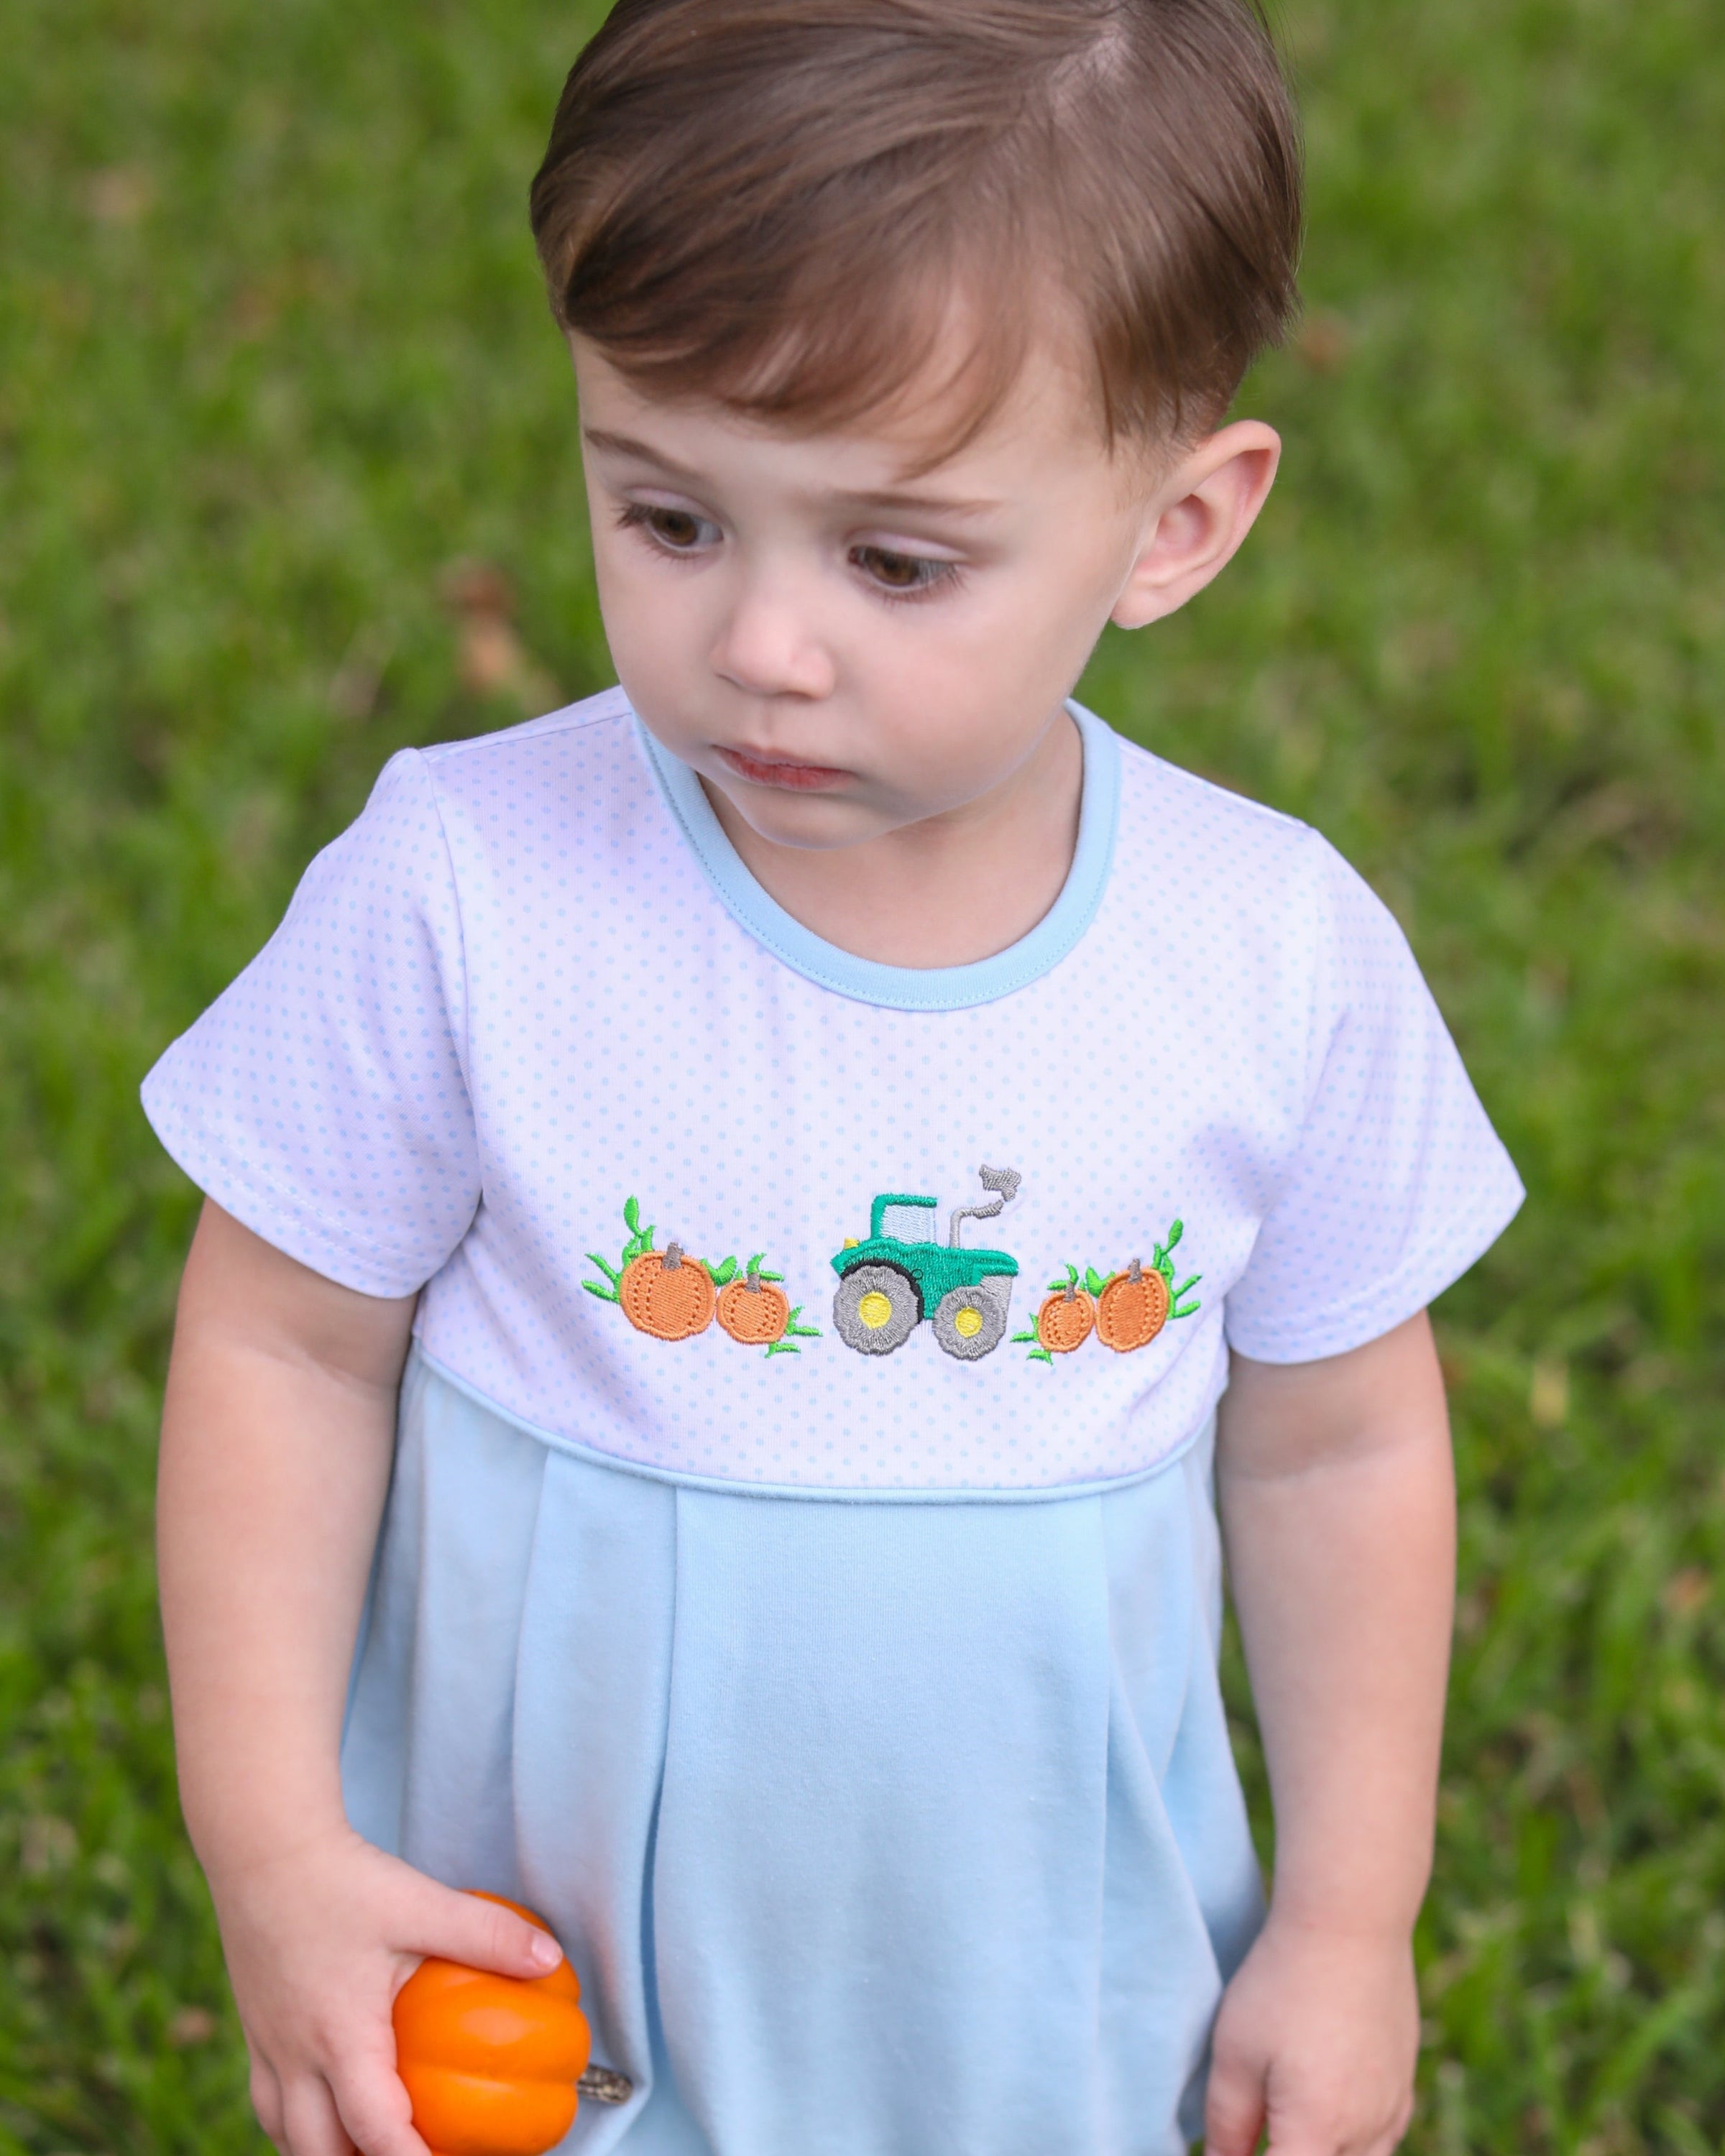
[700,707,1084,969]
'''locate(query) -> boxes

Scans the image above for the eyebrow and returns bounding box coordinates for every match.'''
[581,425,1003,518]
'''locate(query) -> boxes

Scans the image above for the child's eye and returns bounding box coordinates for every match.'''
[850,545,960,601]
[617,502,719,553]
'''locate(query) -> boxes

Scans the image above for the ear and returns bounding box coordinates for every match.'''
[1110,421,1282,630]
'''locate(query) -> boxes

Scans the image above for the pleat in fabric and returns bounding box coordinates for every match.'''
[342,1352,1263,2155]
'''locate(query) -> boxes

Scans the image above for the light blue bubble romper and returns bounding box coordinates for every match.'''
[142,691,1522,2155]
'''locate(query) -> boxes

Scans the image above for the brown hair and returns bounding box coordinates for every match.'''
[530,0,1301,456]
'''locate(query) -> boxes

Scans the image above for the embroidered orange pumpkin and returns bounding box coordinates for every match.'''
[392,1893,591,2156]
[717,1254,791,1346]
[619,1243,716,1340]
[1036,1268,1095,1354]
[1095,1261,1170,1353]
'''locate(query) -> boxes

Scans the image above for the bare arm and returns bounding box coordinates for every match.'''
[1205,1309,1454,2156]
[160,1199,416,1873]
[158,1201,561,2156]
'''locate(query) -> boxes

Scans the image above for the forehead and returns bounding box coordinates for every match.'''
[570,315,1123,498]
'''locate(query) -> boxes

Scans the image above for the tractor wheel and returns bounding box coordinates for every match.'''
[932,1283,1008,1361]
[832,1263,921,1355]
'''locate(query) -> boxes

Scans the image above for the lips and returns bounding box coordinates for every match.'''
[716,745,852,792]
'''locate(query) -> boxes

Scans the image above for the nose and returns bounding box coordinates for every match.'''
[709,561,836,702]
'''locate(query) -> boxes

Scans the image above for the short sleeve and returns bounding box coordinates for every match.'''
[141,750,481,1296]
[1224,834,1524,1363]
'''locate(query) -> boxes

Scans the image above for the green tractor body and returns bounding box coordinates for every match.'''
[830,1184,1022,1360]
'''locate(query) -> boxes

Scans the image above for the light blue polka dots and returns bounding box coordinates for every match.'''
[140,687,1523,1492]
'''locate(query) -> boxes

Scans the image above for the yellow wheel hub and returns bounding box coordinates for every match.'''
[857,1290,894,1330]
[954,1304,984,1339]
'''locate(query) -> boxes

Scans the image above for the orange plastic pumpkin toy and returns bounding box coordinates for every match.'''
[1095,1260,1170,1352]
[618,1242,717,1340]
[392,1894,591,2156]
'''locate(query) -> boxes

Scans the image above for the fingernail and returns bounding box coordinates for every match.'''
[530,1932,563,1970]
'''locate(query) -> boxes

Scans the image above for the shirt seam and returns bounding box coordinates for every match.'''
[415,686,632,766]
[401,748,479,1101]
[410,1342,1221,1503]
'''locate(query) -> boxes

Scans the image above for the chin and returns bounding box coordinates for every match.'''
[721,788,883,853]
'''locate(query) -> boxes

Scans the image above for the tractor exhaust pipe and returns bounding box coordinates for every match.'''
[948,1164,1021,1247]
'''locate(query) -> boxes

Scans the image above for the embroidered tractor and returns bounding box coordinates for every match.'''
[831,1166,1021,1360]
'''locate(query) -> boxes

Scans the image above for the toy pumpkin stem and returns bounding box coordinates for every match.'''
[664,1242,684,1271]
[579,2065,635,2106]
[1127,1258,1143,1283]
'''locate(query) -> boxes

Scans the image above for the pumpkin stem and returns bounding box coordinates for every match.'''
[579,2065,635,2106]
[1128,1258,1142,1283]
[665,1242,684,1270]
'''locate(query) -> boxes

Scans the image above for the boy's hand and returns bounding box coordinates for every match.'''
[1203,1915,1419,2156]
[208,1825,564,2156]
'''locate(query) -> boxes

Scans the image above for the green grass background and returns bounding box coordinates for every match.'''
[2,0,1722,2147]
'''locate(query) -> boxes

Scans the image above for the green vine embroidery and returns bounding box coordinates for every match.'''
[1151,1218,1202,1320]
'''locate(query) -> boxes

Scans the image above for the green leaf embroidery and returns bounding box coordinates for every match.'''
[623,1195,640,1235]
[708,1256,737,1286]
[760,1304,821,1358]
[1170,1271,1202,1320]
[1085,1266,1109,1299]
[582,1279,620,1304]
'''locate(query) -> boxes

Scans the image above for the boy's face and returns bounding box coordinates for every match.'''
[574,327,1276,855]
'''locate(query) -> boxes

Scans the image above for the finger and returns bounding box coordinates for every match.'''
[397,1876,564,1978]
[1264,2105,1381,2156]
[1204,2053,1268,2156]
[331,2037,433,2156]
[248,2053,286,2150]
[1284,2084,1412,2156]
[1353,2101,1416,2156]
[280,2073,358,2156]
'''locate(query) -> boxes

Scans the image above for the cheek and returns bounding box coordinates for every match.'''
[862,573,1110,786]
[875,576,1099,729]
[590,536,707,689]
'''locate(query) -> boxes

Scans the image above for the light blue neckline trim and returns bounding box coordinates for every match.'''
[634,701,1120,1010]
[410,1345,1212,1505]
